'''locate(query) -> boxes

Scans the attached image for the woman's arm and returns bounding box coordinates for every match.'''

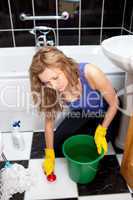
[85,63,119,129]
[43,112,55,176]
[44,113,55,148]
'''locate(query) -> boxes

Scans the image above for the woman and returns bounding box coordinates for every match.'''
[29,46,119,177]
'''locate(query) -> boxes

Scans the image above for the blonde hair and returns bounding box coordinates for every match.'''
[29,46,80,118]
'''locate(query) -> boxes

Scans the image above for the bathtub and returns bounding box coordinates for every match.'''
[0,46,125,132]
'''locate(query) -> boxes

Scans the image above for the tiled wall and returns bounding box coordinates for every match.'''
[0,0,133,47]
[122,0,133,34]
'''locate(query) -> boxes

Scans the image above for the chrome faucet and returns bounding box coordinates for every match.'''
[29,26,57,47]
[20,12,69,47]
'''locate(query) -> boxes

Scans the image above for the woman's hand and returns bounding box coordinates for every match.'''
[42,148,55,176]
[94,124,108,155]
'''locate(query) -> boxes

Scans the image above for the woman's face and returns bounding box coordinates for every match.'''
[38,68,69,93]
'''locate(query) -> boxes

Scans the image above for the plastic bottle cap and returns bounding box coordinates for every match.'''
[47,173,56,182]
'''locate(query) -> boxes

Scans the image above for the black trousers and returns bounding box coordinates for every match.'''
[54,105,121,156]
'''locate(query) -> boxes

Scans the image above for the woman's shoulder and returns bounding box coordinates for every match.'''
[84,63,102,79]
[83,63,100,90]
[79,62,95,74]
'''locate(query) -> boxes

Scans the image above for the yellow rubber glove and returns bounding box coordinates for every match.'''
[42,148,55,176]
[94,124,108,155]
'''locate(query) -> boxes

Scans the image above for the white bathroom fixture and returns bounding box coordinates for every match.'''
[101,35,133,73]
[101,35,133,149]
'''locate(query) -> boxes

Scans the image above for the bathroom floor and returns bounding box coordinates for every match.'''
[0,131,133,200]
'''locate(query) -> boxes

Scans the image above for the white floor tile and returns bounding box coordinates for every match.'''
[79,193,132,200]
[107,142,115,155]
[24,158,78,200]
[2,132,33,160]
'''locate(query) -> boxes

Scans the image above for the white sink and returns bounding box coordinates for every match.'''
[101,35,133,150]
[101,35,133,73]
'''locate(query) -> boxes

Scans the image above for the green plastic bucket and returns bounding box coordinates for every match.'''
[62,135,104,184]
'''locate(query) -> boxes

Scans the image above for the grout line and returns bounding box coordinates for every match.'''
[123,27,133,34]
[57,27,122,30]
[57,27,79,30]
[121,0,127,35]
[32,0,36,27]
[100,0,105,44]
[0,29,13,32]
[13,29,33,32]
[0,27,122,32]
[31,0,36,45]
[0,29,32,32]
[78,0,81,45]
[129,8,133,32]
[8,0,16,47]
[106,27,122,29]
[0,27,121,31]
[56,0,59,45]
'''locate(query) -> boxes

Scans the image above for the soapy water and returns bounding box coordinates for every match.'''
[0,163,35,200]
